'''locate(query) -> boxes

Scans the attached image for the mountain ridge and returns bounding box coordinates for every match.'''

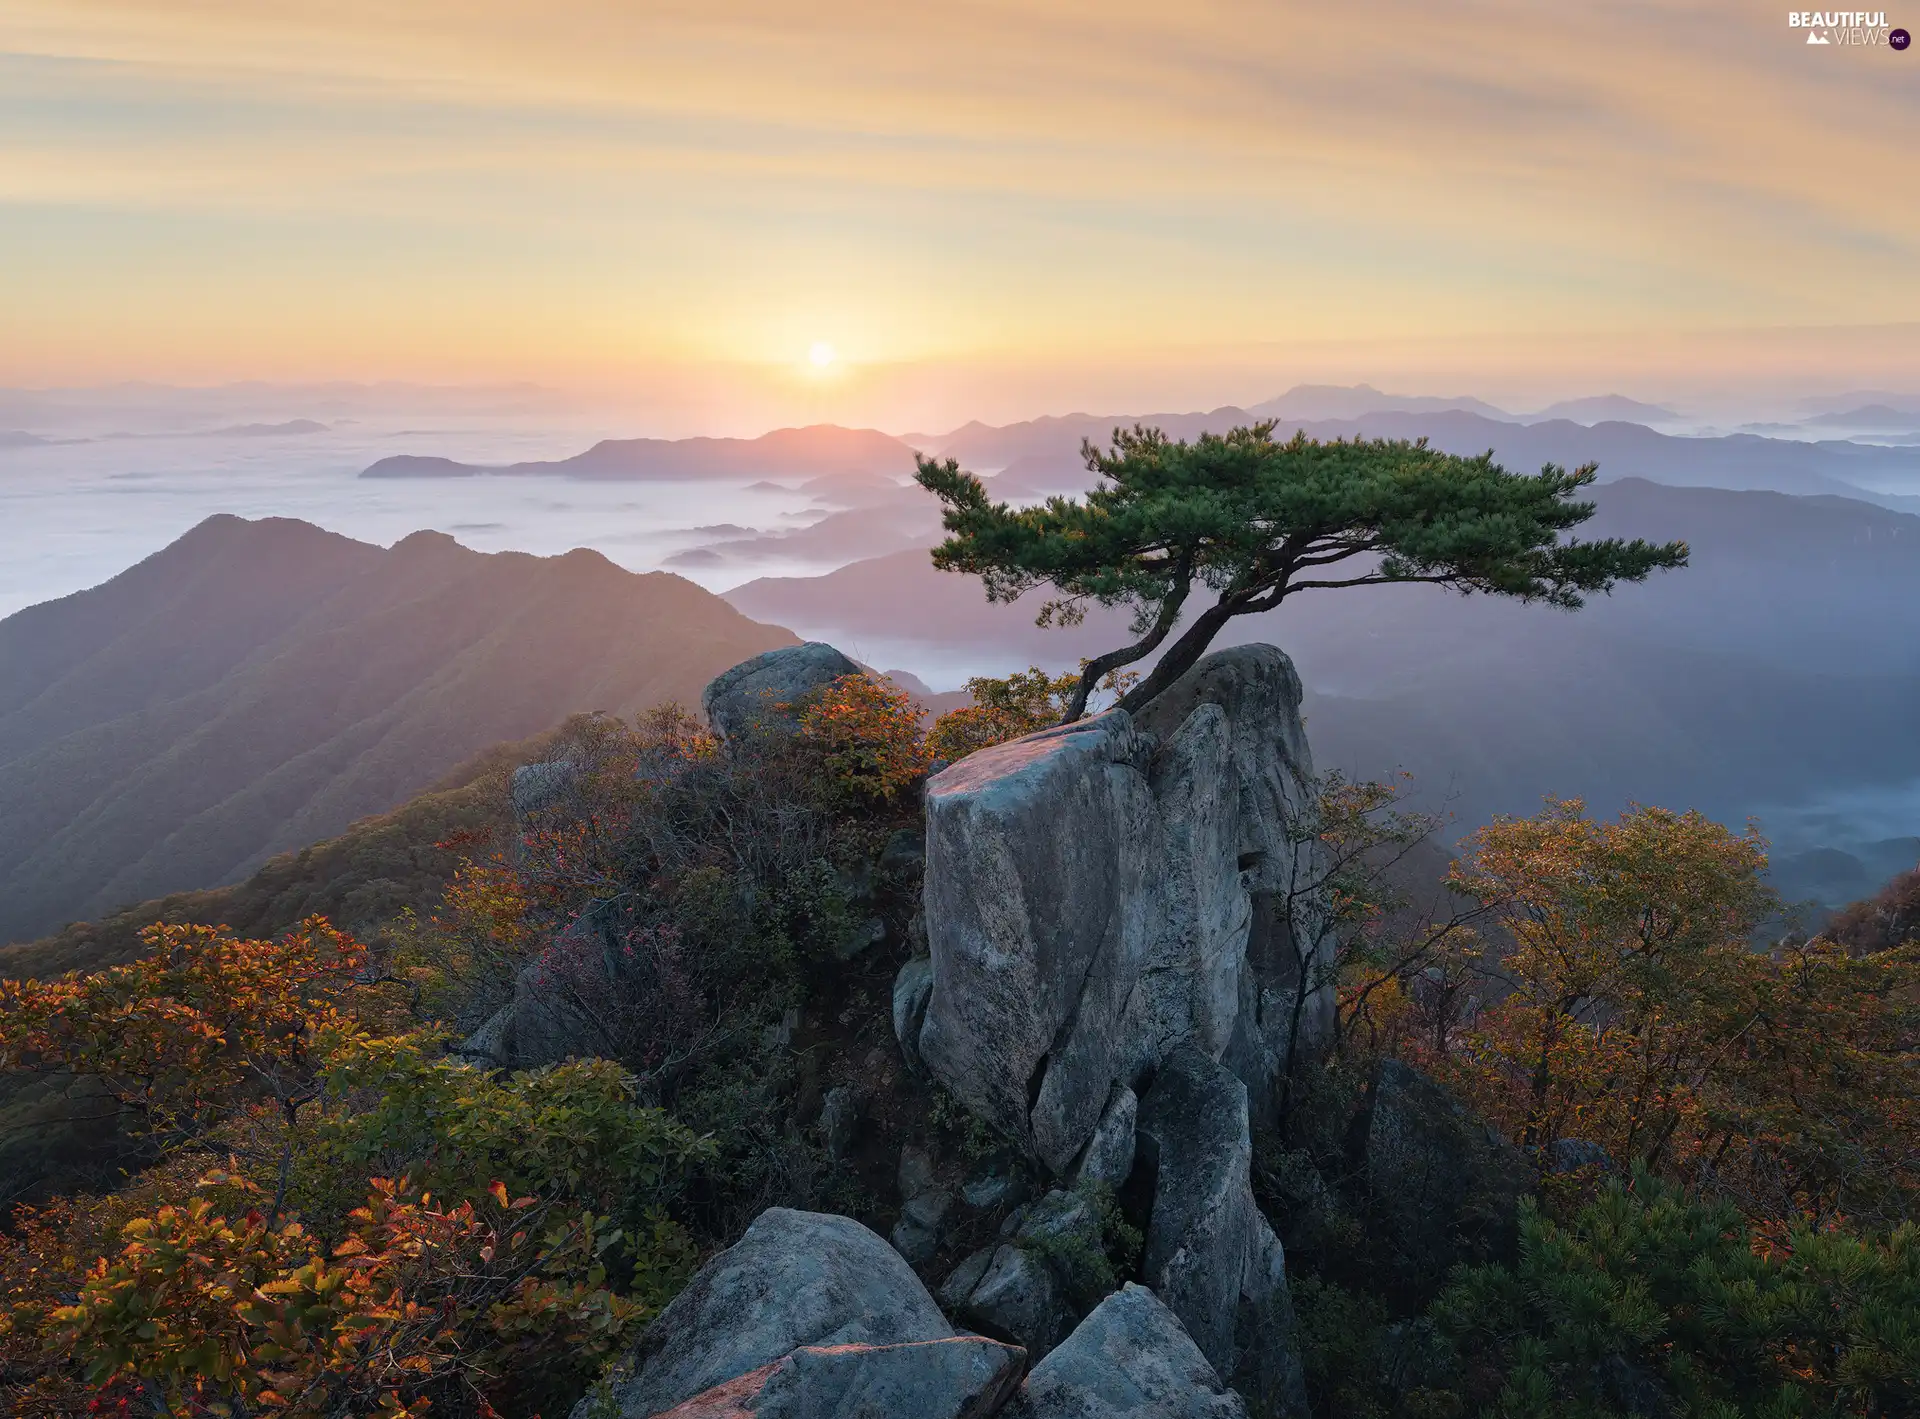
[0,517,797,944]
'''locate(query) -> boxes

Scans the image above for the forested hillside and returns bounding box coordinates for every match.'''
[0,515,795,944]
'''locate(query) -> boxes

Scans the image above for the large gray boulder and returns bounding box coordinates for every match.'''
[947,1243,1073,1359]
[702,643,862,740]
[453,913,617,1069]
[650,1336,1025,1419]
[587,1209,957,1418]
[917,644,1330,1175]
[942,1189,1104,1360]
[891,957,935,1075]
[1001,1284,1248,1419]
[1361,1059,1537,1276]
[919,711,1160,1173]
[1136,1047,1306,1414]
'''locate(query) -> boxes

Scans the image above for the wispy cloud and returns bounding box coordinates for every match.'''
[2,0,1915,400]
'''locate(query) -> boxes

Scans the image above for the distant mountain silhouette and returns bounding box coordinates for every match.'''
[724,479,1920,837]
[1248,383,1512,421]
[363,410,1920,513]
[208,419,329,437]
[363,423,915,481]
[910,409,1920,510]
[1794,389,1920,416]
[0,516,795,944]
[1526,395,1679,424]
[1803,404,1920,430]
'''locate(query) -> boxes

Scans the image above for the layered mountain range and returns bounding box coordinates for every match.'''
[359,409,1920,511]
[8,390,1920,947]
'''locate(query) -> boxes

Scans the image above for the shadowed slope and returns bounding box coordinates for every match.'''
[0,517,795,944]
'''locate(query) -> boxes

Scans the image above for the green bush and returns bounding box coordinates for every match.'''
[299,1031,711,1303]
[1434,1173,1920,1418]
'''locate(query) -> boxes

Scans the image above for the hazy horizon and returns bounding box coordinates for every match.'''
[6,3,1918,432]
[9,376,1920,624]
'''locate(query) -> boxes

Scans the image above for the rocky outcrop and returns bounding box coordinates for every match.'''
[1136,1047,1306,1414]
[916,644,1328,1176]
[1001,1284,1249,1419]
[1360,1059,1537,1275]
[702,642,863,740]
[892,957,935,1076]
[942,1189,1106,1360]
[651,1337,1025,1419]
[947,1243,1074,1359]
[893,1144,955,1265]
[1072,1085,1138,1191]
[1132,648,1332,1130]
[587,1208,964,1418]
[455,912,616,1069]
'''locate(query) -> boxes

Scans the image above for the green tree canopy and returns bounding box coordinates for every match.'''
[914,422,1690,720]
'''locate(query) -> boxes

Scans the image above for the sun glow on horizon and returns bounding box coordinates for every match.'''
[807,342,837,369]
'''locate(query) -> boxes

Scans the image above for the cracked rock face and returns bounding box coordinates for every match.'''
[1137,1046,1307,1414]
[1001,1283,1249,1419]
[587,1208,959,1418]
[917,644,1330,1175]
[649,1337,1026,1419]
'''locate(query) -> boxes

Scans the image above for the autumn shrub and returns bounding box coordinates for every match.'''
[1825,863,1920,952]
[794,673,930,806]
[2,1046,704,1416]
[45,1172,643,1419]
[924,666,1079,761]
[1425,800,1920,1229]
[0,920,374,1155]
[295,1031,712,1247]
[0,915,713,1418]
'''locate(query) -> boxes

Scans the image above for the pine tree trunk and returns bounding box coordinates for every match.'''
[1114,599,1241,715]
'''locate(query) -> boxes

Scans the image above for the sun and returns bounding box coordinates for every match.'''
[807,341,837,369]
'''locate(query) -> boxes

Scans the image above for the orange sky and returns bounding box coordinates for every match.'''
[3,1,1917,426]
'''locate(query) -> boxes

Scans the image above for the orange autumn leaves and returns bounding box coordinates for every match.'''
[795,674,933,805]
[0,920,369,1145]
[1422,800,1920,1227]
[48,1173,637,1419]
[0,919,705,1417]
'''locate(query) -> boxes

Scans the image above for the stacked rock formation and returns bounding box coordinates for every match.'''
[899,643,1325,1409]
[572,643,1334,1416]
[584,1209,1253,1419]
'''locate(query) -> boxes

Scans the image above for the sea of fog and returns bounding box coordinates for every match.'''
[0,418,896,622]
